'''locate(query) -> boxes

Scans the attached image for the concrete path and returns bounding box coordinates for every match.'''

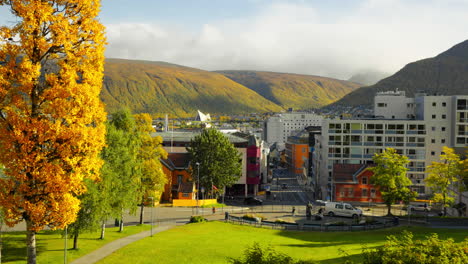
[70,224,175,264]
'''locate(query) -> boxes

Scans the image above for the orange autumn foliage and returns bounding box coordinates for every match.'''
[0,0,106,232]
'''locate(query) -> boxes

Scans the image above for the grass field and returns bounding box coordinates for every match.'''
[98,222,467,264]
[2,224,151,264]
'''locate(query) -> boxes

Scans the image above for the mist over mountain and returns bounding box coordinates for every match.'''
[348,71,391,86]
[333,39,468,107]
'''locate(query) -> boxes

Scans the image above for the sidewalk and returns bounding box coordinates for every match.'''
[70,224,175,264]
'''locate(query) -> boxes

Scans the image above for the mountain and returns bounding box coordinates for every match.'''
[348,70,391,86]
[102,59,283,117]
[215,70,361,110]
[334,40,468,106]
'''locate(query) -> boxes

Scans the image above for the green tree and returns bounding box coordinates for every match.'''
[425,147,463,216]
[368,148,416,216]
[229,242,315,264]
[362,231,468,264]
[102,109,141,233]
[187,129,242,198]
[134,113,167,225]
[67,178,104,249]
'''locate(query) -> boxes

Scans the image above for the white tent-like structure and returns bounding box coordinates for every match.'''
[195,110,211,122]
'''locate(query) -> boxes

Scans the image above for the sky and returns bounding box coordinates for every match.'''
[1,0,468,79]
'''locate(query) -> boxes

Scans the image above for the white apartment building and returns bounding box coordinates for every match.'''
[313,91,468,200]
[264,112,323,145]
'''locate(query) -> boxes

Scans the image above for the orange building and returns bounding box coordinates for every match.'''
[285,135,309,180]
[160,153,195,202]
[333,164,383,203]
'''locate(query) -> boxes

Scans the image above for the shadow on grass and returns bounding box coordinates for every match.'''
[3,234,47,262]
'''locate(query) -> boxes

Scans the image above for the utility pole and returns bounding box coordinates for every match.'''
[196,162,200,215]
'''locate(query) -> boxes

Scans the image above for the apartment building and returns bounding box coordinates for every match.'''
[313,90,468,200]
[263,112,323,145]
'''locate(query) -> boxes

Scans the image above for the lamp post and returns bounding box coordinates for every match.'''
[148,196,154,237]
[64,226,67,264]
[196,162,200,215]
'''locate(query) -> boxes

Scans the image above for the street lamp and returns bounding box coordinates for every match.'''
[196,162,200,215]
[148,196,154,237]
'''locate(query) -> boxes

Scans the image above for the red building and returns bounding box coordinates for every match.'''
[160,153,195,202]
[333,164,383,203]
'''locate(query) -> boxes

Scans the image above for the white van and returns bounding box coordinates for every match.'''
[324,202,362,219]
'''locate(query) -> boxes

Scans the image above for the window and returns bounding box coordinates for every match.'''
[442,114,446,119]
[347,188,354,197]
[370,189,376,198]
[339,188,345,197]
[335,204,344,209]
[442,102,446,107]
[432,114,436,119]
[377,103,387,107]
[362,177,368,185]
[431,127,436,131]
[431,151,435,156]
[442,127,446,132]
[177,175,183,184]
[362,189,368,197]
[182,193,190,197]
[431,139,435,143]
[432,102,436,107]
[345,204,353,210]
[441,139,446,144]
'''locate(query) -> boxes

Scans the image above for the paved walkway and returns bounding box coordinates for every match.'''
[70,224,175,264]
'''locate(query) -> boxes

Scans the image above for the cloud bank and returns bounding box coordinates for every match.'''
[105,0,468,79]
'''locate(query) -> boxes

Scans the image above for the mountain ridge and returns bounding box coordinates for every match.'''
[332,39,468,106]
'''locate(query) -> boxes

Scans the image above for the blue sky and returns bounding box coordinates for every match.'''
[1,0,468,79]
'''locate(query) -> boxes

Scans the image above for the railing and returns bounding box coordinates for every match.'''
[225,215,398,231]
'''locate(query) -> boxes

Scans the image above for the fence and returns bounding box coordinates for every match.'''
[225,214,398,232]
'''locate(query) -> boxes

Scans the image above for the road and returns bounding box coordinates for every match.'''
[268,167,313,205]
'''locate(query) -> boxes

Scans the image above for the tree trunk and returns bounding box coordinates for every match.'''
[387,204,392,216]
[0,219,3,264]
[73,232,79,250]
[139,201,144,225]
[119,217,124,232]
[443,193,447,216]
[26,220,37,264]
[100,221,105,240]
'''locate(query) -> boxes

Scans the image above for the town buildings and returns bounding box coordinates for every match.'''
[263,111,323,145]
[154,130,268,199]
[313,90,468,200]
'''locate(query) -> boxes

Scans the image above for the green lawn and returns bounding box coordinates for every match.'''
[98,222,467,264]
[2,225,151,264]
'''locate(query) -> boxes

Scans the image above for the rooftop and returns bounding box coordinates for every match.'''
[152,131,248,144]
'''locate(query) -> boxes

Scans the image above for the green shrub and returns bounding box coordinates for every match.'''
[189,216,207,223]
[362,231,468,264]
[229,242,316,264]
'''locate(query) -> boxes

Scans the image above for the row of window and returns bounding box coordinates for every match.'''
[339,187,376,198]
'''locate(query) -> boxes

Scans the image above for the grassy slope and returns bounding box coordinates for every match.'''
[98,222,466,264]
[334,39,468,106]
[3,225,151,264]
[217,70,362,109]
[102,59,283,117]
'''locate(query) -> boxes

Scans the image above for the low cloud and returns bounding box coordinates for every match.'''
[105,0,468,79]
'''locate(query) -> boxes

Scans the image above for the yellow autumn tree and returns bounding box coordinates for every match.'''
[0,1,106,263]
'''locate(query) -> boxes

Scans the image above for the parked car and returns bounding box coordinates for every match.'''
[244,197,263,205]
[403,203,431,212]
[323,202,362,219]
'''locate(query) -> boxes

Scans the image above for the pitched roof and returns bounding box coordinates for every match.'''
[161,152,191,170]
[333,164,368,184]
